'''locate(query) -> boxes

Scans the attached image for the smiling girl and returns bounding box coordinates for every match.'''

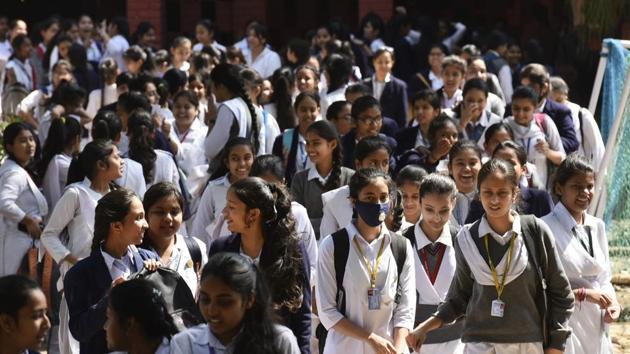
[396,165,428,227]
[437,56,465,110]
[395,90,441,156]
[171,252,300,353]
[172,90,208,176]
[448,141,483,226]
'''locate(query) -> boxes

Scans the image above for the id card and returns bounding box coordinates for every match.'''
[491,299,505,317]
[367,288,380,310]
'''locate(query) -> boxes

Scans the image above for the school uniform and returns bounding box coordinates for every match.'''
[445,109,502,148]
[86,84,117,118]
[483,50,512,104]
[192,41,227,54]
[64,245,157,354]
[208,234,312,354]
[42,153,72,208]
[174,118,208,176]
[244,47,282,79]
[190,174,231,246]
[340,129,397,170]
[406,69,442,97]
[116,157,147,198]
[101,34,129,72]
[435,212,574,354]
[564,101,605,169]
[148,149,181,189]
[290,166,354,240]
[542,203,615,354]
[17,87,50,126]
[0,159,48,276]
[505,115,566,188]
[450,192,475,227]
[204,97,253,161]
[395,126,430,157]
[257,105,281,155]
[404,221,464,354]
[363,75,409,129]
[320,86,348,118]
[6,57,35,91]
[272,128,315,186]
[170,323,301,354]
[320,185,352,239]
[316,222,416,354]
[465,187,554,224]
[395,146,446,176]
[540,98,579,154]
[437,87,462,110]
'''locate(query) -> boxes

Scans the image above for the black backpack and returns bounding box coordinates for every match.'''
[316,228,408,352]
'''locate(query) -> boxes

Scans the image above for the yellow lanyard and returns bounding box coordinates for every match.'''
[353,235,387,288]
[483,232,516,300]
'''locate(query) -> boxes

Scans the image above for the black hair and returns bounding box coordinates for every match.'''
[110,17,130,39]
[359,12,385,39]
[117,91,152,114]
[170,36,191,50]
[209,137,254,181]
[0,275,41,320]
[143,182,184,214]
[396,165,428,189]
[98,57,119,82]
[66,139,117,185]
[477,158,518,191]
[225,46,246,64]
[448,140,483,164]
[109,279,178,341]
[240,67,262,101]
[131,21,155,46]
[190,52,212,73]
[419,173,458,199]
[2,122,39,166]
[552,153,595,198]
[511,85,539,106]
[493,140,528,166]
[250,155,285,181]
[269,67,296,131]
[116,72,134,88]
[211,63,260,153]
[483,122,514,145]
[345,83,371,98]
[10,34,30,61]
[354,135,391,161]
[519,63,550,87]
[295,65,319,85]
[462,77,489,98]
[38,117,81,177]
[411,89,441,110]
[248,23,269,43]
[427,114,458,147]
[287,38,311,66]
[294,91,320,112]
[173,89,200,109]
[324,53,352,93]
[229,177,305,313]
[428,42,450,56]
[162,68,188,97]
[326,100,351,120]
[68,43,91,85]
[153,49,170,67]
[351,95,380,120]
[127,109,157,184]
[486,30,508,50]
[306,120,343,191]
[92,110,122,141]
[57,82,86,109]
[92,188,138,252]
[196,19,215,36]
[348,167,398,219]
[124,45,155,74]
[372,47,395,62]
[200,253,279,354]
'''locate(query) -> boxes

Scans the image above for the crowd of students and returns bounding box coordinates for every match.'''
[0,9,619,354]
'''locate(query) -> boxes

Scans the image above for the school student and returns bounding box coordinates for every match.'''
[447,141,482,226]
[296,64,320,95]
[105,279,177,354]
[0,275,52,354]
[272,92,320,185]
[243,23,281,79]
[505,86,565,188]
[170,252,301,353]
[316,168,416,354]
[5,34,35,92]
[326,100,353,137]
[437,55,466,110]
[208,177,312,353]
[320,54,352,117]
[291,120,354,239]
[39,116,82,208]
[171,90,208,176]
[320,136,393,238]
[241,68,281,155]
[140,182,208,296]
[395,90,441,156]
[191,138,254,245]
[401,174,464,354]
[362,48,409,128]
[63,188,160,354]
[396,165,428,228]
[407,159,574,354]
[542,155,620,354]
[39,82,88,147]
[205,63,259,162]
[344,83,400,138]
[0,123,48,276]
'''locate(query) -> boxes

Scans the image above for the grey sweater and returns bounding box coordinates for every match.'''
[436,219,574,350]
[290,166,354,239]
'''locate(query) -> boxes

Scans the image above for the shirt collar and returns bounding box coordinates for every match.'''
[552,201,583,232]
[428,71,438,81]
[100,246,135,270]
[373,73,392,83]
[307,167,330,183]
[536,99,547,113]
[346,222,390,247]
[214,174,232,187]
[471,110,490,127]
[478,210,522,242]
[414,220,453,249]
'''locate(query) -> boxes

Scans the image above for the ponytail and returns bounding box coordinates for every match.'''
[66,139,116,186]
[92,110,122,141]
[270,67,296,131]
[38,117,81,177]
[127,109,157,184]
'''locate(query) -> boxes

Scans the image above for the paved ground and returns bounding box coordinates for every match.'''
[612,285,630,353]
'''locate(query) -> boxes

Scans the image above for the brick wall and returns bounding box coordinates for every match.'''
[215,0,268,44]
[357,0,393,23]
[127,0,164,45]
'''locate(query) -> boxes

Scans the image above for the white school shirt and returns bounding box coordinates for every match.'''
[451,110,502,148]
[101,245,137,280]
[190,174,231,246]
[174,118,208,176]
[154,234,207,296]
[320,185,352,239]
[450,191,475,227]
[257,106,281,155]
[204,97,252,161]
[192,41,226,53]
[86,84,118,118]
[428,71,443,91]
[6,58,34,91]
[148,149,181,189]
[320,85,348,118]
[412,221,464,354]
[41,178,105,286]
[245,46,282,79]
[42,153,72,208]
[542,203,614,354]
[101,34,129,72]
[505,115,565,188]
[317,222,416,354]
[372,73,391,102]
[116,157,147,198]
[564,101,605,170]
[17,88,48,124]
[441,89,462,110]
[0,159,48,276]
[170,323,301,354]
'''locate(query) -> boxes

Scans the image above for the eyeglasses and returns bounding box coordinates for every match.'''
[358,116,382,125]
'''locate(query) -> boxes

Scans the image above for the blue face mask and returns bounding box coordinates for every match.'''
[354,200,390,227]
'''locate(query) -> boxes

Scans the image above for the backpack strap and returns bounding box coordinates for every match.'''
[183,236,202,274]
[534,113,548,138]
[331,228,350,315]
[390,233,408,304]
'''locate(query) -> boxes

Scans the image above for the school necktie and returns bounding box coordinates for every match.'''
[465,123,485,142]
[572,225,592,256]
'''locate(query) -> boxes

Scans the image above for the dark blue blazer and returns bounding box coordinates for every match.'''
[394,126,421,157]
[208,234,312,354]
[543,99,579,154]
[381,116,400,138]
[363,76,409,129]
[64,247,158,354]
[465,187,554,224]
[341,129,397,172]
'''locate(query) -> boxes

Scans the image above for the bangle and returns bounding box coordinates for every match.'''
[577,287,586,302]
